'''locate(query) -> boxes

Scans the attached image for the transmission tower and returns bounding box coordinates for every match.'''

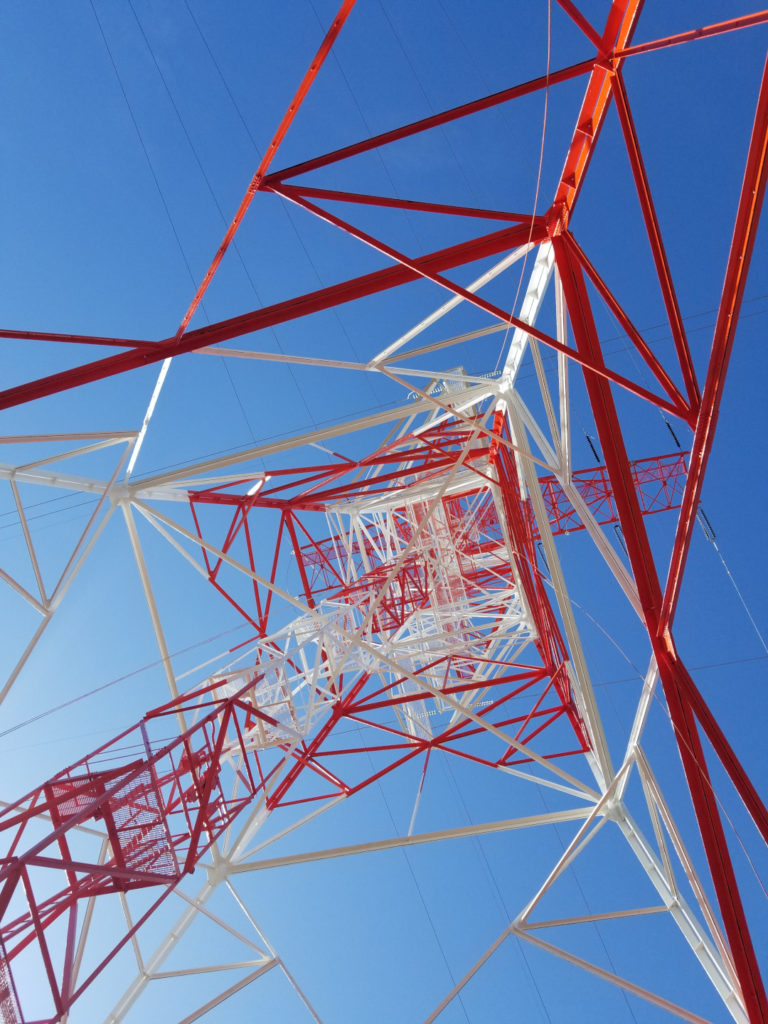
[0,2,767,1022]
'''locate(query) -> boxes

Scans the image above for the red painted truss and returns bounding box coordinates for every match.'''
[0,678,281,1023]
[187,419,691,798]
[533,452,688,539]
[0,412,693,1023]
[1,0,768,1020]
[188,417,591,787]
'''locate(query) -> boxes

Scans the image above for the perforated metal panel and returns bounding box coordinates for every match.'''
[0,938,21,1024]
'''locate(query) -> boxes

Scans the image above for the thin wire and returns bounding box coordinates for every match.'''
[0,730,177,755]
[88,0,201,299]
[123,0,274,442]
[0,495,95,532]
[440,753,554,1023]
[600,292,768,348]
[619,305,768,661]
[530,530,768,913]
[5,291,765,536]
[0,623,248,742]
[493,0,552,376]
[351,719,473,1023]
[373,0,485,208]
[89,0,215,482]
[649,687,768,903]
[0,489,80,520]
[537,781,643,1024]
[181,0,353,427]
[294,0,425,411]
[594,653,768,684]
[565,588,646,679]
[707,537,768,656]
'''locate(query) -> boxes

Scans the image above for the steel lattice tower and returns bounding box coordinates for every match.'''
[0,3,767,1022]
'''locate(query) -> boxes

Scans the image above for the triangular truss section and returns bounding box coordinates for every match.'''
[0,432,137,704]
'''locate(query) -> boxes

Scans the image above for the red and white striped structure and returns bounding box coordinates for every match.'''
[0,2,766,1022]
[0,421,694,1022]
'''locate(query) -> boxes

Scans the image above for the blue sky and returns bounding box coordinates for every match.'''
[1,2,767,1022]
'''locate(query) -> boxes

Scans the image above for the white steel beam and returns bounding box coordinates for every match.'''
[228,808,595,873]
[372,243,536,366]
[132,499,601,800]
[505,401,614,789]
[512,929,715,1024]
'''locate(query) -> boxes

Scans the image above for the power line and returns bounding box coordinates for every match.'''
[0,622,249,742]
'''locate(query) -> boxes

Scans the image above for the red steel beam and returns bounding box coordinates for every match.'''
[662,52,768,632]
[563,231,691,418]
[610,71,700,412]
[669,658,768,849]
[553,232,768,1023]
[269,183,534,223]
[0,2,641,410]
[173,0,358,341]
[0,222,543,412]
[617,10,768,58]
[264,59,596,185]
[0,328,155,350]
[553,236,663,618]
[272,183,688,418]
[654,657,768,1022]
[651,50,768,857]
[551,0,644,219]
[555,0,603,51]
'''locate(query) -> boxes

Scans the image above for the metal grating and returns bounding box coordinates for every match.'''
[51,766,177,880]
[108,769,177,878]
[49,777,101,821]
[0,938,21,1024]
